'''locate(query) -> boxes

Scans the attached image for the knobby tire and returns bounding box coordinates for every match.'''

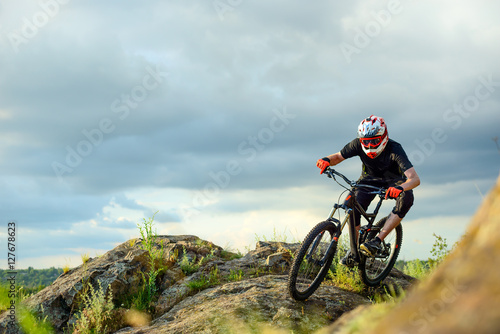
[287,220,337,301]
[359,216,403,286]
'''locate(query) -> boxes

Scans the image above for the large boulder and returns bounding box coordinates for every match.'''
[0,235,216,333]
[0,239,151,332]
[114,240,414,333]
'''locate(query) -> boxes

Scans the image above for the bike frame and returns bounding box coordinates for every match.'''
[315,168,386,264]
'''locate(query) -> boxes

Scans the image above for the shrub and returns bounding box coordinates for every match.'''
[428,233,451,270]
[73,280,114,334]
[132,212,166,313]
[137,212,158,251]
[403,259,430,280]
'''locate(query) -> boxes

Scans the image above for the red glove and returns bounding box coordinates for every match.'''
[316,157,330,174]
[385,186,404,199]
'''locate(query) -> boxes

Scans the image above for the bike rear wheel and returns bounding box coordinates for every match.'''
[287,220,338,301]
[359,216,403,286]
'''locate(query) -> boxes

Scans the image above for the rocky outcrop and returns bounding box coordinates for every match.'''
[5,239,152,331]
[0,235,416,333]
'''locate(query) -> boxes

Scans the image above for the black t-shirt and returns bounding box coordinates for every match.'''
[340,138,413,187]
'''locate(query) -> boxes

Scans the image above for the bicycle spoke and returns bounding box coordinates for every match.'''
[288,221,338,300]
[360,217,402,286]
[295,235,330,293]
[365,239,393,278]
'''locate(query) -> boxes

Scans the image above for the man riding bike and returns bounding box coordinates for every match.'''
[316,115,420,267]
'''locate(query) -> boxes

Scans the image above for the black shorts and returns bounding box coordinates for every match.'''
[351,188,414,226]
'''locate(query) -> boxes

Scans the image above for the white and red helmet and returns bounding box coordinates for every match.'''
[357,115,389,159]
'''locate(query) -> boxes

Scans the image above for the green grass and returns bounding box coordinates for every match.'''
[136,266,160,312]
[81,253,90,264]
[179,247,202,275]
[137,211,165,264]
[125,274,159,313]
[137,212,158,250]
[221,249,243,261]
[227,269,243,282]
[17,307,54,334]
[178,246,219,275]
[327,238,365,294]
[329,233,455,292]
[185,266,221,292]
[395,233,454,280]
[402,259,429,280]
[185,276,211,292]
[0,285,54,333]
[254,226,297,244]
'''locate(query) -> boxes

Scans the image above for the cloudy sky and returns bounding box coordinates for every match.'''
[0,0,499,269]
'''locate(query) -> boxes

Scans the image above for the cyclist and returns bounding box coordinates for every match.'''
[316,115,420,267]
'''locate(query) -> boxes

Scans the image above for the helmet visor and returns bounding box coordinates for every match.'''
[360,136,383,148]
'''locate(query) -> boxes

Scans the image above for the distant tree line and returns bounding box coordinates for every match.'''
[0,267,63,291]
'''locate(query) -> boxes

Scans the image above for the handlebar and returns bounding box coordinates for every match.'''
[324,167,355,186]
[323,167,386,196]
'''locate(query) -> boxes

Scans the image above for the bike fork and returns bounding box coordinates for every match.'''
[306,231,325,262]
[307,231,338,267]
[318,206,355,264]
[331,207,360,261]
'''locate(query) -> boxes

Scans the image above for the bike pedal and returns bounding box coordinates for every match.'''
[359,248,373,258]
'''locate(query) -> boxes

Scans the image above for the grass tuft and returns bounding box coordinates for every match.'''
[81,253,90,264]
[185,266,221,292]
[227,269,243,282]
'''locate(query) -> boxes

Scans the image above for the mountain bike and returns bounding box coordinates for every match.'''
[287,167,403,301]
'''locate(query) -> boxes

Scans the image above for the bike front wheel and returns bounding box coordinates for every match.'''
[287,220,338,301]
[359,216,403,286]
